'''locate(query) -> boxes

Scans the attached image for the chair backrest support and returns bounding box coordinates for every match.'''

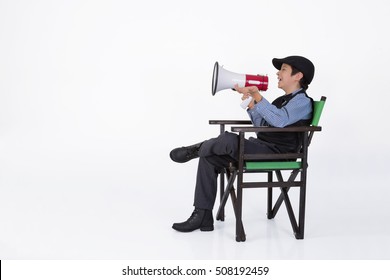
[308,96,326,145]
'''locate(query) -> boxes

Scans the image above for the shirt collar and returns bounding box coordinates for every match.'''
[291,88,303,96]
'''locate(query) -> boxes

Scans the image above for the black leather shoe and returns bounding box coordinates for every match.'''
[169,142,203,163]
[172,208,214,232]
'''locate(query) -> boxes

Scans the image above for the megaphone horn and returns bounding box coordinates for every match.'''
[212,61,268,96]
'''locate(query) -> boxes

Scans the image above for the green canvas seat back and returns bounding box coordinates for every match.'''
[311,96,326,126]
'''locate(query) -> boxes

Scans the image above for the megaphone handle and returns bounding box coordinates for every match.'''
[240,96,253,109]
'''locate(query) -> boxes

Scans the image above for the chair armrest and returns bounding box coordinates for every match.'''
[231,126,322,133]
[209,120,252,125]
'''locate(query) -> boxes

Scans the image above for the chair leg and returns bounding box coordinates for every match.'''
[216,169,246,241]
[216,169,236,221]
[218,169,225,221]
[272,170,306,239]
[267,171,273,219]
[270,170,300,218]
[280,186,299,235]
[295,180,307,239]
[235,183,246,242]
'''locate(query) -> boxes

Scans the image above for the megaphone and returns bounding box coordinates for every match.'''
[212,61,268,108]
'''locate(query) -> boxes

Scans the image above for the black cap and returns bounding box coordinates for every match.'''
[272,56,315,84]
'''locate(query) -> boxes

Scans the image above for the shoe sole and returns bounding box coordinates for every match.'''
[172,226,214,232]
[200,226,214,231]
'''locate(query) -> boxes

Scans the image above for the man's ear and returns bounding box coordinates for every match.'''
[293,71,304,82]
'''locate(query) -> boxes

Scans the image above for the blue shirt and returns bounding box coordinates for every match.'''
[247,88,312,128]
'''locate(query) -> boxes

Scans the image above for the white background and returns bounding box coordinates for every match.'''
[0,0,389,260]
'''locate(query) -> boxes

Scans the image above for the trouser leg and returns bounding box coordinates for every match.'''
[193,155,232,210]
[193,132,275,210]
[199,131,240,159]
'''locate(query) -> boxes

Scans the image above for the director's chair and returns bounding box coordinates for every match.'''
[209,96,326,241]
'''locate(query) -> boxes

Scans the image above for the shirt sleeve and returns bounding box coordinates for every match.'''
[247,94,312,128]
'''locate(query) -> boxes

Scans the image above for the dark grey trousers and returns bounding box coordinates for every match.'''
[193,132,276,210]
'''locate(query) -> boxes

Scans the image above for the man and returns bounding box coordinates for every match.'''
[170,56,315,233]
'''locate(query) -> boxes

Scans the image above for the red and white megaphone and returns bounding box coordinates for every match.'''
[212,62,268,108]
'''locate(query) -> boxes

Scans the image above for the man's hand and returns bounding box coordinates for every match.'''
[234,84,262,109]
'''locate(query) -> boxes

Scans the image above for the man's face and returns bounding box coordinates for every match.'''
[276,63,302,92]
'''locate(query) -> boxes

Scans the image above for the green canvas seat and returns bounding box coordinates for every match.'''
[209,96,326,242]
[246,161,302,170]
